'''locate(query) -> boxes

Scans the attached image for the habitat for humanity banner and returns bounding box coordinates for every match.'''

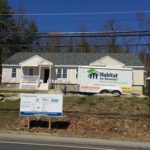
[20,94,63,117]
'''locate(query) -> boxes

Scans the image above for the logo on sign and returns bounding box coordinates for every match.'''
[87,68,99,79]
[87,68,118,81]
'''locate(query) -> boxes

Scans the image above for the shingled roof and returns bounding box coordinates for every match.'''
[3,52,143,66]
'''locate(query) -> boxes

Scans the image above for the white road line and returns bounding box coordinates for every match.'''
[0,140,116,150]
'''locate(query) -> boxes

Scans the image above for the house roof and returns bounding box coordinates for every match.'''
[3,52,143,66]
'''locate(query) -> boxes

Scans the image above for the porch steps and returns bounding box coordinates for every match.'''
[38,83,48,90]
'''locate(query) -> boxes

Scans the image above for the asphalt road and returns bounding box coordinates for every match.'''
[0,142,116,150]
[0,141,148,150]
[0,133,150,150]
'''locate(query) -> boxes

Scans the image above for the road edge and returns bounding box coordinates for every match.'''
[0,132,150,149]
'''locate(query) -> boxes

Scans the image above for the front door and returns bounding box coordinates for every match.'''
[44,69,49,83]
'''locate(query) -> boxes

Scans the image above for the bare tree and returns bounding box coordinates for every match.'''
[76,24,90,52]
[119,26,137,53]
[12,5,38,52]
[67,37,74,52]
[43,31,62,52]
[136,12,150,76]
[102,18,126,53]
[103,18,119,52]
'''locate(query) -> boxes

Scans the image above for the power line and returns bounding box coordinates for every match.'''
[24,19,143,24]
[1,10,150,16]
[1,30,150,37]
[0,44,150,47]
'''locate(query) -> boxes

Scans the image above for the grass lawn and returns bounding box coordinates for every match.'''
[64,95,150,115]
[0,100,19,130]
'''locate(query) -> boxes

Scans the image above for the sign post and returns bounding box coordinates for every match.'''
[48,118,51,131]
[20,93,63,130]
[27,117,30,129]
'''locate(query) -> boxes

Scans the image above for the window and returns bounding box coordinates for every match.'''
[57,68,62,78]
[57,68,67,78]
[29,68,33,76]
[12,68,16,78]
[63,68,67,78]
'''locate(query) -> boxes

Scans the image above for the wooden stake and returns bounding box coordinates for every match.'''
[48,118,51,131]
[27,117,30,129]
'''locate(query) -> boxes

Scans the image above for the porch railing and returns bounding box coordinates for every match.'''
[21,75,39,83]
[20,75,51,90]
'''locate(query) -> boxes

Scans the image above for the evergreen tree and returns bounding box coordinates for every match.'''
[0,0,38,80]
[13,6,38,52]
[0,0,14,75]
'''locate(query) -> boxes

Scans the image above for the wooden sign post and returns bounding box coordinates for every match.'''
[26,117,52,131]
[48,118,51,131]
[27,117,30,129]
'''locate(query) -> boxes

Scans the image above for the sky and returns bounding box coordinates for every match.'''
[8,0,150,32]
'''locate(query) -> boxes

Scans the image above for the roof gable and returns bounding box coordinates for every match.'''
[90,56,125,67]
[19,55,53,67]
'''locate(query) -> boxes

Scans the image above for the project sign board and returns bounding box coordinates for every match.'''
[20,94,63,117]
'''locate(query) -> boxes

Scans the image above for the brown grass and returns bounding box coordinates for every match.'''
[0,95,150,141]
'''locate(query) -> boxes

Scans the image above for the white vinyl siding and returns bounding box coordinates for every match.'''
[2,67,21,83]
[133,69,144,85]
[90,56,124,67]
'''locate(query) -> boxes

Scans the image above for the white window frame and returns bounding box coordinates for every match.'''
[62,68,67,78]
[76,68,78,78]
[57,68,67,78]
[11,68,16,78]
